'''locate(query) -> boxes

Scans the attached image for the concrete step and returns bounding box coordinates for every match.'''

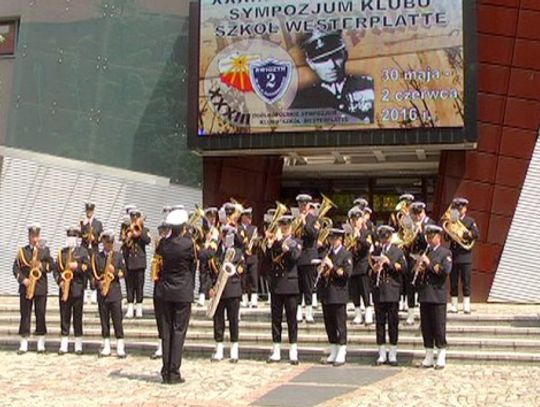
[1,314,539,339]
[1,336,539,364]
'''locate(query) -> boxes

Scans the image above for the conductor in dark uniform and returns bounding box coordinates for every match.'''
[265,215,302,365]
[371,225,407,367]
[208,225,244,363]
[80,202,103,304]
[154,208,196,384]
[447,197,479,314]
[13,224,55,354]
[317,228,352,366]
[239,208,259,308]
[416,225,452,369]
[291,30,375,123]
[91,231,127,358]
[54,227,90,355]
[295,194,319,323]
[405,201,436,325]
[123,209,151,319]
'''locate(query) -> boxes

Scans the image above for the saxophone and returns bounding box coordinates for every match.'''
[151,254,163,282]
[101,251,115,297]
[60,248,74,303]
[206,247,237,319]
[25,247,42,300]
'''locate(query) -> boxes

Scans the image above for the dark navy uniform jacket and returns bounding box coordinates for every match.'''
[54,246,90,299]
[417,245,452,304]
[351,228,373,276]
[298,213,319,267]
[266,236,302,295]
[208,244,244,300]
[317,245,353,305]
[92,250,126,303]
[371,244,407,303]
[448,216,479,264]
[13,245,55,297]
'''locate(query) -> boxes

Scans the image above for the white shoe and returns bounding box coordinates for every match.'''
[353,307,363,325]
[365,306,374,325]
[91,290,97,304]
[58,336,69,355]
[116,338,127,358]
[376,345,387,365]
[296,306,303,322]
[267,343,281,363]
[334,345,347,366]
[152,340,162,359]
[267,293,272,305]
[197,293,206,307]
[125,303,134,319]
[37,336,46,353]
[449,297,458,313]
[406,308,415,325]
[326,344,338,364]
[74,337,83,355]
[100,338,111,357]
[212,342,224,362]
[422,348,434,368]
[403,299,409,312]
[135,303,143,319]
[305,305,314,323]
[463,297,471,314]
[230,342,239,362]
[241,294,249,308]
[388,345,398,366]
[250,293,258,308]
[312,294,319,309]
[18,337,28,354]
[289,343,299,365]
[435,348,447,369]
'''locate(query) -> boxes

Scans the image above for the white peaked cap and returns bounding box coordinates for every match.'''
[166,209,188,226]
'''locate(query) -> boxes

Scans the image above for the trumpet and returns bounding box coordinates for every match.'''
[26,247,42,300]
[441,205,476,250]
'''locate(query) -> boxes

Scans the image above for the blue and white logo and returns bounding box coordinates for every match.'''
[249,59,292,105]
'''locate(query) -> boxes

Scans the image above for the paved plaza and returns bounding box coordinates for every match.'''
[1,350,540,407]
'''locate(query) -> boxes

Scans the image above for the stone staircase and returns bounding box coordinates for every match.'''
[0,297,539,364]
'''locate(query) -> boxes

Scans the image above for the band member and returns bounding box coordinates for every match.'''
[353,198,375,233]
[154,208,195,384]
[405,201,436,325]
[416,225,452,369]
[123,209,151,319]
[389,193,414,312]
[265,215,302,365]
[239,208,259,308]
[317,228,352,366]
[208,225,244,362]
[447,198,479,314]
[291,30,375,123]
[371,225,407,367]
[54,227,90,355]
[346,207,374,325]
[13,224,55,354]
[92,231,127,358]
[151,206,173,360]
[120,204,137,242]
[295,194,319,323]
[80,202,103,304]
[197,207,219,307]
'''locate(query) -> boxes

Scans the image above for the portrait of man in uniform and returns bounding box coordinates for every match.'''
[291,30,375,124]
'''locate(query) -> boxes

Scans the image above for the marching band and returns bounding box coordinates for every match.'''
[11,194,479,383]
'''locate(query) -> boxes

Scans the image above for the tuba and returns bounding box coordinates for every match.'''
[188,205,205,242]
[316,217,334,247]
[206,247,237,318]
[441,205,476,250]
[60,248,74,303]
[390,213,419,249]
[25,247,42,300]
[261,201,288,252]
[343,223,359,251]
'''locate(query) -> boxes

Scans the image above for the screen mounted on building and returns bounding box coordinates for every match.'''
[198,0,466,136]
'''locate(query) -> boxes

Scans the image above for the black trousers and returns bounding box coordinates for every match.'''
[405,268,417,308]
[420,303,447,349]
[213,297,240,342]
[450,263,472,297]
[298,264,316,305]
[59,295,84,337]
[242,260,259,294]
[153,289,162,340]
[322,303,347,345]
[271,293,298,343]
[374,302,399,345]
[159,300,191,380]
[126,268,145,303]
[19,294,47,336]
[349,274,371,307]
[98,300,124,338]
